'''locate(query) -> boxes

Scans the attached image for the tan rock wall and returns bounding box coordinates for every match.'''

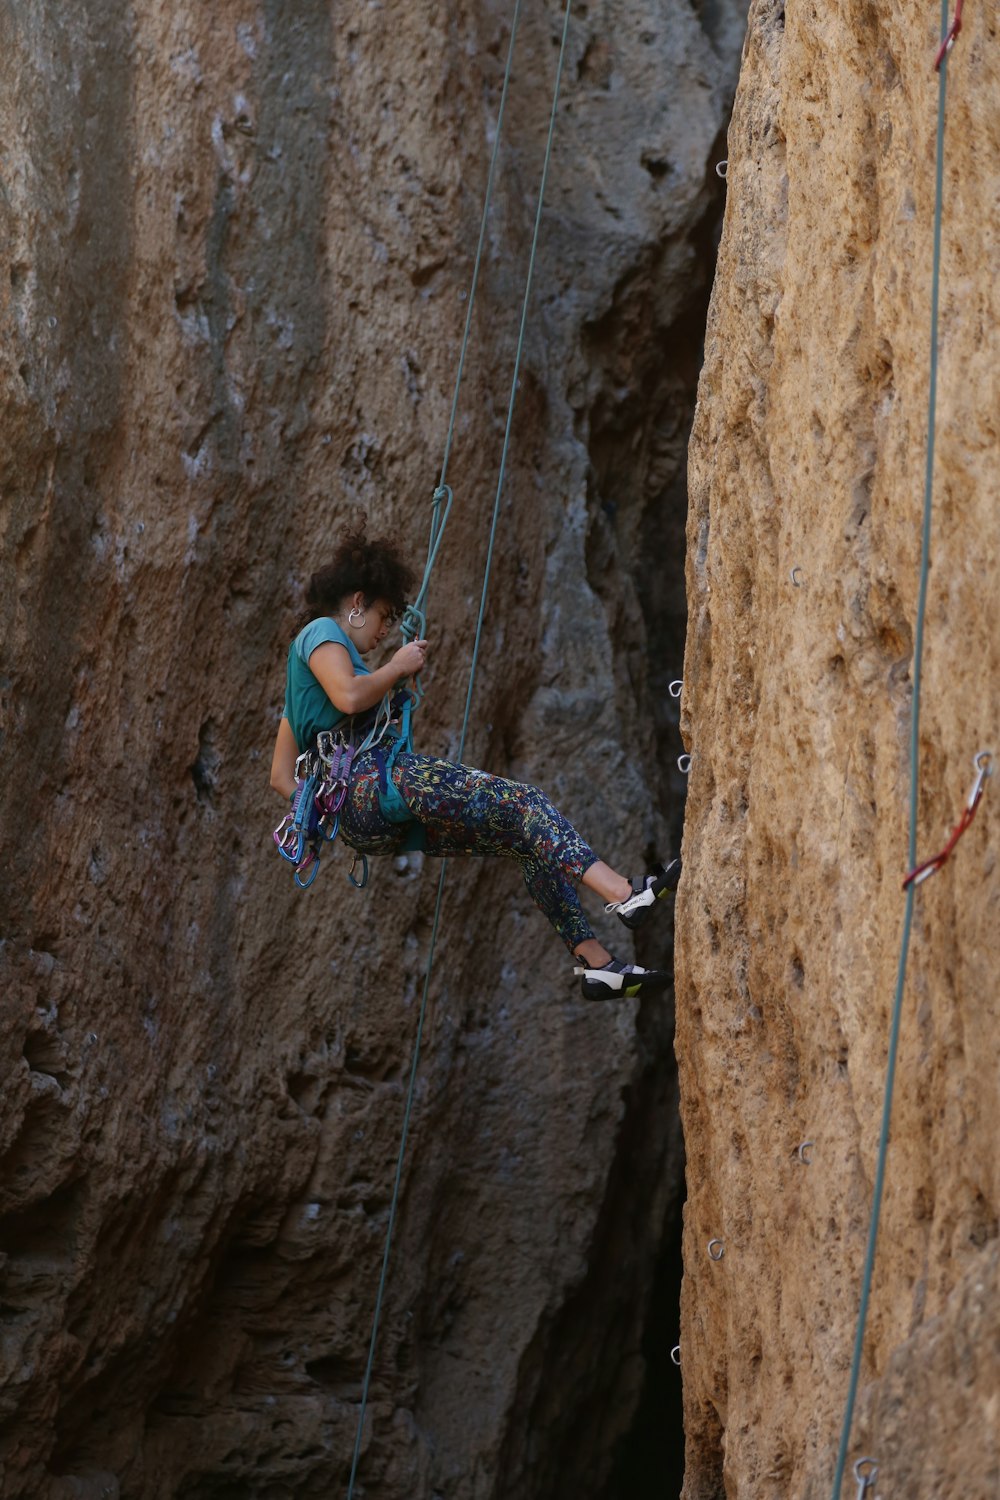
[680,1,998,1495]
[0,2,741,1496]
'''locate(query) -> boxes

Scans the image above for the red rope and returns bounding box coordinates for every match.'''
[934,0,964,72]
[903,751,993,888]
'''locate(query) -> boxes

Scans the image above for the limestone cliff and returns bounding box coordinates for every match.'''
[0,2,742,1497]
[680,1,998,1496]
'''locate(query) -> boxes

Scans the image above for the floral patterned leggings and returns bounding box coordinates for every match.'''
[340,749,598,952]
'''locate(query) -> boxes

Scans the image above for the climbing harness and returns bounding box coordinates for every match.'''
[273,691,418,888]
[828,10,975,1496]
[346,2,574,1494]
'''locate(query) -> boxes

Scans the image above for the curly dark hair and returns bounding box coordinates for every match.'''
[305,525,416,622]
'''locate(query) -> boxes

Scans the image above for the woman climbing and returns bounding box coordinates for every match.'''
[270,527,681,1000]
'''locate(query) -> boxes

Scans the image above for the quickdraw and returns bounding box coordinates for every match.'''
[903,749,993,889]
[272,734,356,888]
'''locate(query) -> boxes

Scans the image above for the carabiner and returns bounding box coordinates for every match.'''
[969,748,994,810]
[294,852,321,890]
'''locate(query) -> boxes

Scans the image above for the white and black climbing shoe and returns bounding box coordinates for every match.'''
[605,859,682,931]
[573,957,671,1002]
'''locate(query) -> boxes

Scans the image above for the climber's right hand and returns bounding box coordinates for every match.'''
[391,638,428,679]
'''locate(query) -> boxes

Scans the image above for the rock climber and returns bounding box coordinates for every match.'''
[269,526,680,1000]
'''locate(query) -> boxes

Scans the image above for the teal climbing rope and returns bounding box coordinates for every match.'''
[399,480,453,689]
[828,6,955,1495]
[436,2,524,501]
[399,1,526,655]
[346,3,573,1493]
[458,0,572,761]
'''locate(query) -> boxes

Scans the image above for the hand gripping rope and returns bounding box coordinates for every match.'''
[346,2,574,1494]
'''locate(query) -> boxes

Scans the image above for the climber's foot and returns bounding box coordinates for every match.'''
[605,858,682,931]
[573,957,671,1002]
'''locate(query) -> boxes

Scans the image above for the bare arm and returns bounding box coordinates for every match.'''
[308,638,427,716]
[270,639,428,799]
[270,716,299,799]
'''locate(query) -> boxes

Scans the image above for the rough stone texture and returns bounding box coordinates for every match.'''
[680,1,999,1497]
[0,3,742,1497]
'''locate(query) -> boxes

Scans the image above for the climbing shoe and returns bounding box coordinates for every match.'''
[573,957,671,1002]
[605,859,682,931]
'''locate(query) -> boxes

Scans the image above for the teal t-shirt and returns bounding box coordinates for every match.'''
[283,618,369,750]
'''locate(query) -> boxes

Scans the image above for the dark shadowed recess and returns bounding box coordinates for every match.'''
[601,152,728,1500]
[586,146,729,1500]
[490,129,728,1498]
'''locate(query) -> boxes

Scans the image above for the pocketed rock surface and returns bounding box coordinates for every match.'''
[680,2,999,1497]
[0,2,743,1497]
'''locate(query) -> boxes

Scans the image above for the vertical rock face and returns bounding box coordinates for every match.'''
[680,2,998,1497]
[0,3,741,1497]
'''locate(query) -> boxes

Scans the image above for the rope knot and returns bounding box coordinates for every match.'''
[400,604,426,644]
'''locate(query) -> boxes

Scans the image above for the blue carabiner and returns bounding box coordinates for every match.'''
[294,852,321,889]
[276,836,300,866]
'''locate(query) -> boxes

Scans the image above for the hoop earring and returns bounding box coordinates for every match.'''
[348,606,366,629]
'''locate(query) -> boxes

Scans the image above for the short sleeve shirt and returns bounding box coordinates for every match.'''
[283,618,369,750]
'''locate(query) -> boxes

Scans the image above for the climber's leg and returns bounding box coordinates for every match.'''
[392,754,598,878]
[389,755,674,998]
